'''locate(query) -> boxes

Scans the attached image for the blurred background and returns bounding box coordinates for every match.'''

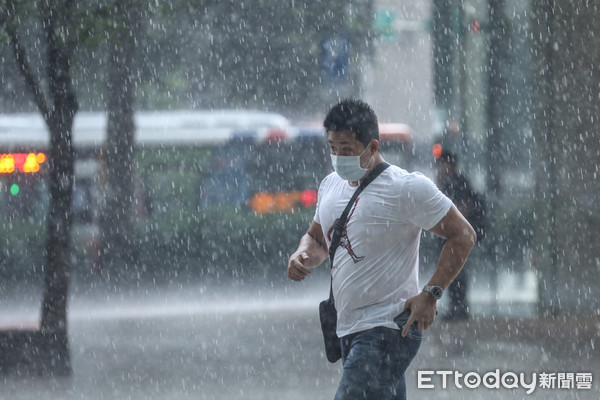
[0,0,598,398]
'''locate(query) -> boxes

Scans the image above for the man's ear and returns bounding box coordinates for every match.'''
[370,139,380,154]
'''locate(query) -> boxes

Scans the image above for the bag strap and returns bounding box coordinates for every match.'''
[327,162,390,301]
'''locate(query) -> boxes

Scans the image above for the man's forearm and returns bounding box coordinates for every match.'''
[428,235,475,290]
[293,232,329,268]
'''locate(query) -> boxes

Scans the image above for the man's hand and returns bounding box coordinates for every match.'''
[401,292,438,337]
[287,252,313,281]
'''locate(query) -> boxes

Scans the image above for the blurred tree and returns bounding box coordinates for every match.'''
[1,0,375,116]
[0,0,86,375]
[191,0,374,115]
[531,0,600,316]
[486,0,510,197]
[431,0,456,120]
[98,1,145,275]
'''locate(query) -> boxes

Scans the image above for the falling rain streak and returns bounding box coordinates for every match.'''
[0,0,598,398]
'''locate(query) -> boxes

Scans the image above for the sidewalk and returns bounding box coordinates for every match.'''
[1,284,598,400]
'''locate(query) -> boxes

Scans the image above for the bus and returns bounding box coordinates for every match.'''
[0,111,413,282]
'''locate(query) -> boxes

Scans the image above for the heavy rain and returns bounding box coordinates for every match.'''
[0,1,598,399]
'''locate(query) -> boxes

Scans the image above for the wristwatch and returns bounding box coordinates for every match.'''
[422,285,443,299]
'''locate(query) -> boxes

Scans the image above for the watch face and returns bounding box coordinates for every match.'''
[424,285,443,298]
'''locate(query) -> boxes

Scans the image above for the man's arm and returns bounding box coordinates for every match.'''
[402,204,476,336]
[287,221,329,282]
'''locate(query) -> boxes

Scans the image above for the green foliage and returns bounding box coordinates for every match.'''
[0,220,46,280]
[0,205,313,286]
[1,0,375,113]
[134,206,313,284]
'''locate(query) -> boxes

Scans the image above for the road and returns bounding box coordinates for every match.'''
[1,279,598,400]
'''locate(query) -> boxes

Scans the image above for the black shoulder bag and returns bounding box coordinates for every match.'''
[319,162,390,363]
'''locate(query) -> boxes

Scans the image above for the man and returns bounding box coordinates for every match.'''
[434,149,481,320]
[287,99,476,400]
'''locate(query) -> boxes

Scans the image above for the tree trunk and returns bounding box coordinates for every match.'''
[3,0,78,375]
[99,2,140,280]
[486,0,509,198]
[37,4,79,376]
[531,0,600,316]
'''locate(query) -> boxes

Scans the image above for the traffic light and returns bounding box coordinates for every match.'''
[0,153,46,173]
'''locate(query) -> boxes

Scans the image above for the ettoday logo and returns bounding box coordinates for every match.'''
[417,370,594,394]
[418,370,537,394]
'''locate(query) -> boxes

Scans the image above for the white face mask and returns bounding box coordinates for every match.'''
[330,144,373,181]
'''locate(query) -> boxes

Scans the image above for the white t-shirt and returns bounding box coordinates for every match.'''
[314,165,452,337]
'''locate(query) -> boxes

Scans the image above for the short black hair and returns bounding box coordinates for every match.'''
[323,99,379,147]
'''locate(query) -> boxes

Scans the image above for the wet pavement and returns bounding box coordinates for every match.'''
[1,280,598,400]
